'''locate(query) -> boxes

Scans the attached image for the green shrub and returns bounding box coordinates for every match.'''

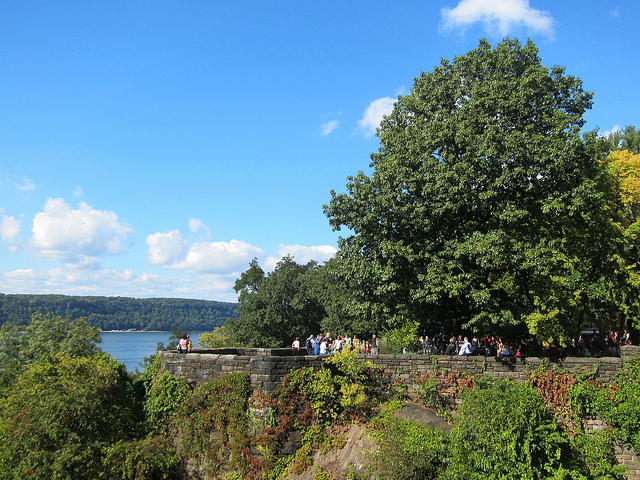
[144,370,190,430]
[600,355,640,450]
[369,417,447,479]
[0,355,139,480]
[446,380,576,479]
[280,349,384,425]
[171,373,257,479]
[569,430,625,480]
[102,436,183,480]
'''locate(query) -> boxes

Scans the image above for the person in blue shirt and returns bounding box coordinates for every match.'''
[313,334,323,355]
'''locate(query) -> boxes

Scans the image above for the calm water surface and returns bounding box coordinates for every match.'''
[99,331,203,372]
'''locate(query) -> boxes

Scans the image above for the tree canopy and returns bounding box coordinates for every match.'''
[225,256,326,347]
[0,312,102,389]
[324,38,635,344]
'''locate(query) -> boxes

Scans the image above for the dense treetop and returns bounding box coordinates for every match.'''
[322,38,639,344]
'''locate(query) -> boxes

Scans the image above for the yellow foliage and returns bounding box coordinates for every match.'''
[606,149,640,207]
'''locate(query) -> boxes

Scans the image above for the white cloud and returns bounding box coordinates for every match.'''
[188,218,211,236]
[358,97,395,138]
[0,265,242,301]
[169,239,267,274]
[146,229,188,265]
[275,244,337,265]
[17,177,35,191]
[321,119,339,136]
[604,124,621,137]
[440,0,554,37]
[31,198,133,261]
[1,215,21,241]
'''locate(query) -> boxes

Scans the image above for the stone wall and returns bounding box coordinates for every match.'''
[161,349,324,392]
[160,345,639,392]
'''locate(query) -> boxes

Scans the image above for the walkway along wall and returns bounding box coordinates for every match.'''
[160,345,640,392]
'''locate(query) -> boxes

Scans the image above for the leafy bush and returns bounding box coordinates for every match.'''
[280,348,385,426]
[144,370,191,430]
[446,380,577,479]
[102,436,183,480]
[573,355,640,451]
[569,430,625,480]
[0,354,139,480]
[369,417,447,479]
[170,373,258,479]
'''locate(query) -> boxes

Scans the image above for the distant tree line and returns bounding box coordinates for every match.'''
[0,293,238,331]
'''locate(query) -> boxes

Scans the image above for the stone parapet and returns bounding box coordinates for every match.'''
[161,350,627,392]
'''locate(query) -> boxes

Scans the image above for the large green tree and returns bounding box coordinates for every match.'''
[324,38,622,343]
[0,354,140,479]
[0,312,102,390]
[225,256,326,347]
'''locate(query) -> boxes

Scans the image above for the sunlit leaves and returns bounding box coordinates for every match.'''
[324,38,623,341]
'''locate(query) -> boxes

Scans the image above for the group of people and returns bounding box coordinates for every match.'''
[291,332,379,356]
[415,329,633,357]
[577,329,632,356]
[412,335,526,358]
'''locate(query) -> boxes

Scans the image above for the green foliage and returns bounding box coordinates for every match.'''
[383,320,420,353]
[227,256,326,347]
[102,436,183,480]
[603,125,640,155]
[197,325,236,348]
[280,349,384,425]
[170,373,258,479]
[143,370,190,430]
[369,418,447,480]
[446,380,575,479]
[0,293,237,331]
[569,430,625,480]
[414,372,447,412]
[324,37,624,341]
[0,312,102,391]
[0,354,140,480]
[578,355,640,451]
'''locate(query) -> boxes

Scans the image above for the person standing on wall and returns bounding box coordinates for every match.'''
[370,335,379,355]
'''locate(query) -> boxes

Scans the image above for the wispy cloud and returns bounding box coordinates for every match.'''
[275,243,337,265]
[604,124,621,137]
[17,177,35,192]
[321,119,339,137]
[440,0,554,37]
[358,97,395,138]
[188,218,212,237]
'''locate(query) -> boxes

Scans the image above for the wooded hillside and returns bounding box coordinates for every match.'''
[0,293,238,331]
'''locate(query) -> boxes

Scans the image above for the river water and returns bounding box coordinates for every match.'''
[99,331,203,372]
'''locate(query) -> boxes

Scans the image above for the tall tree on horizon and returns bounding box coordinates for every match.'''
[324,38,627,344]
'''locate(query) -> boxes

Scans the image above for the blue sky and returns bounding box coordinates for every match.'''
[1,0,638,303]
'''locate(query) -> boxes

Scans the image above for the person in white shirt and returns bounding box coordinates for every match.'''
[458,337,472,356]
